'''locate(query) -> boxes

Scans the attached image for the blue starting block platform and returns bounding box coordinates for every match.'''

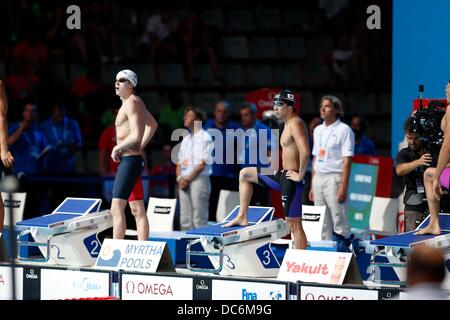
[16,198,112,267]
[186,206,289,277]
[369,213,450,285]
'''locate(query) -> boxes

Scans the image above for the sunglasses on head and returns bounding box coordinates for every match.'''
[115,78,129,83]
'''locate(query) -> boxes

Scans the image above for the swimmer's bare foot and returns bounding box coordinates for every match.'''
[414,224,441,236]
[223,216,248,228]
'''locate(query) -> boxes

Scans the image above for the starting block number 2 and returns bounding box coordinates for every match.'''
[83,234,101,258]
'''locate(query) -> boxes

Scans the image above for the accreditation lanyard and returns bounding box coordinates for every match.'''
[22,124,38,146]
[52,116,68,143]
[318,124,338,162]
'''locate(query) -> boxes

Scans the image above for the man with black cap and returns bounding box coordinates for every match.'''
[111,69,158,240]
[309,95,354,241]
[224,90,310,250]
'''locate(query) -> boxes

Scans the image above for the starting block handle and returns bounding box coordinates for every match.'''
[16,230,52,263]
[186,238,224,274]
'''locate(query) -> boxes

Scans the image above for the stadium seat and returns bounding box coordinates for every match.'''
[245,64,274,86]
[222,37,249,59]
[202,10,225,29]
[195,92,222,114]
[227,10,255,31]
[274,64,302,87]
[278,37,307,59]
[298,91,316,114]
[255,9,282,30]
[222,64,245,86]
[250,37,278,58]
[349,93,377,116]
[159,64,185,86]
[307,37,334,57]
[140,92,164,113]
[302,63,331,86]
[130,64,155,86]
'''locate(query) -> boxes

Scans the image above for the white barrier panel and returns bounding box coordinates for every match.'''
[216,190,240,222]
[369,197,398,234]
[147,197,177,233]
[2,192,26,226]
[95,239,174,273]
[302,205,326,241]
[121,274,193,300]
[0,266,23,300]
[212,279,287,300]
[40,268,110,300]
[299,285,379,300]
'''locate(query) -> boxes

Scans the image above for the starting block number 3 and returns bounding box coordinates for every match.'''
[256,244,279,269]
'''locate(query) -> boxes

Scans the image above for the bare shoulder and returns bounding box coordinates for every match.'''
[289,117,307,133]
[124,95,145,112]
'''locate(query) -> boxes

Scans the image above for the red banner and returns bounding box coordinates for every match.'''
[245,88,301,119]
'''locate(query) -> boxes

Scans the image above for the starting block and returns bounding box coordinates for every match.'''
[369,213,450,286]
[16,198,112,266]
[185,206,289,277]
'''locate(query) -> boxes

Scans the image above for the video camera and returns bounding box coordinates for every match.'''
[411,85,446,167]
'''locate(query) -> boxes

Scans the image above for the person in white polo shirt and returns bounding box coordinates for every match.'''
[309,95,355,240]
[177,107,213,230]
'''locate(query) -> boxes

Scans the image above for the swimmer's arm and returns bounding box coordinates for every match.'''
[115,102,145,153]
[292,120,310,180]
[0,80,13,168]
[0,80,9,154]
[435,107,450,178]
[140,110,158,150]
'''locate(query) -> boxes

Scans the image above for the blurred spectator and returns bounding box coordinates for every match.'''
[159,90,184,142]
[150,143,176,198]
[8,102,47,176]
[238,102,271,206]
[4,58,40,102]
[177,107,213,230]
[44,6,88,62]
[303,116,322,205]
[204,101,240,222]
[12,27,48,74]
[41,102,82,174]
[139,11,179,66]
[330,34,356,85]
[308,116,322,152]
[179,11,223,84]
[351,115,376,156]
[401,246,448,300]
[85,1,120,63]
[395,117,430,232]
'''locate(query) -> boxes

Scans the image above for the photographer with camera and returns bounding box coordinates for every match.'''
[396,117,431,232]
[416,82,450,236]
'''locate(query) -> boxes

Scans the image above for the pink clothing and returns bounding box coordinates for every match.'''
[439,168,450,189]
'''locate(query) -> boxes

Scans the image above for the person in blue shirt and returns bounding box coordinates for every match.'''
[238,102,272,206]
[8,102,47,176]
[350,115,376,156]
[203,100,240,222]
[41,103,82,174]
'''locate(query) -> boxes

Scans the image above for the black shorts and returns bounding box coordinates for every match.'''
[257,169,305,218]
[112,156,144,200]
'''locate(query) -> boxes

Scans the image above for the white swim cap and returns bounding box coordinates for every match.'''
[116,69,138,87]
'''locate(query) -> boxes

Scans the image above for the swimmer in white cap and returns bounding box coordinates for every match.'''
[110,69,158,240]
